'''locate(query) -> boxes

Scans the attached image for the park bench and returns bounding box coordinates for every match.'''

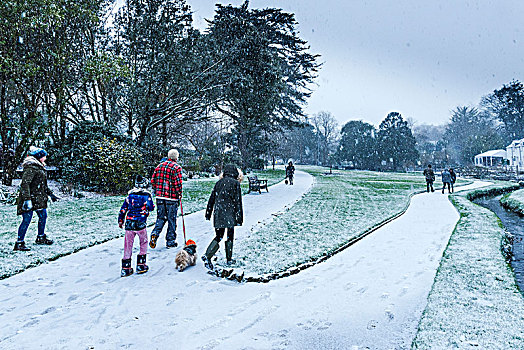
[247,175,268,194]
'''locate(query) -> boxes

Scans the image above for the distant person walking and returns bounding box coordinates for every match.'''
[118,175,154,277]
[150,149,183,249]
[14,147,59,251]
[441,168,452,194]
[285,161,295,185]
[202,164,243,270]
[423,164,435,193]
[449,168,457,193]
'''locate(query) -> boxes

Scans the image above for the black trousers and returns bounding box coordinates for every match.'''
[426,180,434,192]
[442,182,451,193]
[214,227,235,243]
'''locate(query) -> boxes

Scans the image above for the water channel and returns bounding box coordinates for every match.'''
[473,194,524,293]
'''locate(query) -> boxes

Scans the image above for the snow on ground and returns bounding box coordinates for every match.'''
[0,173,493,349]
[413,186,524,349]
[0,169,285,279]
[500,188,524,216]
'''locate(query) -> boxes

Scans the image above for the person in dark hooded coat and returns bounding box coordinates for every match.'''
[202,164,243,269]
[14,147,59,251]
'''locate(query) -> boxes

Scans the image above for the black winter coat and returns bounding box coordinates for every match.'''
[286,165,295,178]
[205,173,243,228]
[17,157,53,215]
[423,168,435,182]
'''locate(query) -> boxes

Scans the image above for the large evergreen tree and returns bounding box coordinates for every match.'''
[377,112,418,171]
[482,80,524,143]
[443,106,504,165]
[207,1,320,169]
[337,120,378,170]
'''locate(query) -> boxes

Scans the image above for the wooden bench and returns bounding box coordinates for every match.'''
[247,175,268,194]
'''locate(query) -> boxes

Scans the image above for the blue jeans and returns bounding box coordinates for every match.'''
[151,199,179,246]
[18,209,47,242]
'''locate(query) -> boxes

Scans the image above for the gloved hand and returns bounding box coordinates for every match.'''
[119,222,124,229]
[205,215,211,221]
[49,193,60,202]
[22,200,33,212]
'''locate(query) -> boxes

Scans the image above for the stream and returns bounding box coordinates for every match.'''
[473,194,524,292]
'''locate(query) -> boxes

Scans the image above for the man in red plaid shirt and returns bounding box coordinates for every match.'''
[149,149,183,249]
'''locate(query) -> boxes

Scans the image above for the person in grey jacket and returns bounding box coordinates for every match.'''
[441,168,452,194]
[202,164,243,269]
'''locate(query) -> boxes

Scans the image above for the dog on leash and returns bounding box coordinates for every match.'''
[175,240,197,272]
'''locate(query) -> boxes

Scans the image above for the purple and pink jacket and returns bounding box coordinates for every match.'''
[118,189,155,229]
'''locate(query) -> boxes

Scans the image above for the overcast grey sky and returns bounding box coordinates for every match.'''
[188,0,523,127]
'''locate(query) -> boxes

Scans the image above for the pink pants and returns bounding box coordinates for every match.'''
[123,228,148,259]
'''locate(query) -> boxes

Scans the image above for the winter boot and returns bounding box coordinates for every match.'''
[225,241,236,265]
[136,254,149,274]
[202,255,213,270]
[121,258,134,277]
[13,241,31,251]
[35,234,53,245]
[149,234,159,249]
[202,239,220,270]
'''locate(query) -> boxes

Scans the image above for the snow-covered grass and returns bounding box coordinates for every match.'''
[0,169,284,279]
[227,167,470,275]
[413,184,524,349]
[500,188,524,216]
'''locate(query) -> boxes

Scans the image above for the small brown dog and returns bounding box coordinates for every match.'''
[175,240,197,272]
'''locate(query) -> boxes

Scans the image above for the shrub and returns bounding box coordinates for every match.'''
[64,138,144,193]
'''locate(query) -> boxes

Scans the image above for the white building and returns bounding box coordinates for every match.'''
[506,138,524,170]
[474,149,507,167]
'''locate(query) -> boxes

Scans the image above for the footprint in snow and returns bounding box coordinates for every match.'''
[366,320,378,330]
[398,286,409,297]
[67,294,79,302]
[42,306,56,314]
[357,286,368,294]
[317,321,332,330]
[385,309,395,321]
[185,280,198,287]
[344,282,357,291]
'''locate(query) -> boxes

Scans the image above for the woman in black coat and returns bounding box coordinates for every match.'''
[202,164,243,269]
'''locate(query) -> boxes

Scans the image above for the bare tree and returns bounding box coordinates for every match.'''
[311,111,339,165]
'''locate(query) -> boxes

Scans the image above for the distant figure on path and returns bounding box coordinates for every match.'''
[150,149,183,249]
[118,175,154,277]
[202,164,243,270]
[285,161,295,185]
[423,164,435,192]
[14,147,59,251]
[449,168,457,193]
[441,168,452,194]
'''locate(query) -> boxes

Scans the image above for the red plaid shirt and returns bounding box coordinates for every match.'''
[151,160,183,200]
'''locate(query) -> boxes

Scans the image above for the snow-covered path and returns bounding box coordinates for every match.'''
[0,176,489,350]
